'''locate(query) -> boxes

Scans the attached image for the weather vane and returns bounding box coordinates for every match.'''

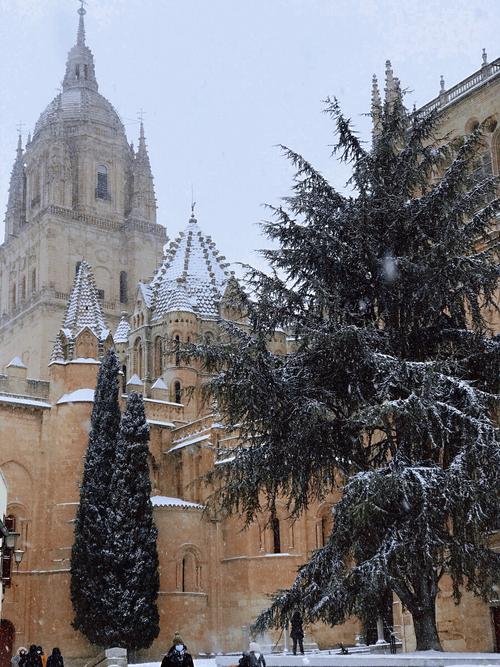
[16,121,25,136]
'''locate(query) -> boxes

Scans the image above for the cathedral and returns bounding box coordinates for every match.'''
[0,7,499,665]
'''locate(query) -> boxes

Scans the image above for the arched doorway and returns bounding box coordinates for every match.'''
[0,620,15,667]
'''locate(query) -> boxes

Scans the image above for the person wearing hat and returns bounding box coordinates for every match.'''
[11,647,27,667]
[161,632,193,667]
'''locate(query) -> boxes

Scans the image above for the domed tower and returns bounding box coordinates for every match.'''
[0,5,166,380]
[126,207,234,420]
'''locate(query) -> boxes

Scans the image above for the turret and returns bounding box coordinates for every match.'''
[129,120,157,224]
[50,259,113,363]
[4,135,26,238]
[62,2,98,92]
[371,74,382,139]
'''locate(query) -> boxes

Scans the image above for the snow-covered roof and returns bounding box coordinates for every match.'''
[150,213,233,321]
[151,377,167,390]
[0,395,52,409]
[169,433,211,452]
[114,315,130,344]
[6,356,27,369]
[151,495,204,510]
[56,388,95,404]
[127,374,143,386]
[62,260,109,342]
[138,282,153,308]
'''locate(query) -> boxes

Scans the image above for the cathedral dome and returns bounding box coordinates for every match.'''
[34,88,125,137]
[33,5,125,139]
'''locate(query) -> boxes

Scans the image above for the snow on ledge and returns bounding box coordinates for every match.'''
[6,356,27,369]
[151,377,167,390]
[0,395,51,409]
[169,433,210,452]
[151,495,204,510]
[127,373,143,386]
[147,418,175,428]
[56,388,95,404]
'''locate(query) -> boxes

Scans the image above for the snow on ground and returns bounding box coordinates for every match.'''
[131,661,216,667]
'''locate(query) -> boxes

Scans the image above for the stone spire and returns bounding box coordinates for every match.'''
[129,120,157,224]
[63,3,98,92]
[371,74,382,138]
[51,259,111,362]
[4,134,26,238]
[384,59,401,107]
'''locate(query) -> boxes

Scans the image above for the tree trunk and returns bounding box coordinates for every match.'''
[412,606,442,651]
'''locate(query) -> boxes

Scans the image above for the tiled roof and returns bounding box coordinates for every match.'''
[150,213,232,320]
[114,315,130,344]
[62,260,109,341]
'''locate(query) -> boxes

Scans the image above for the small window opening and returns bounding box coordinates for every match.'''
[84,64,88,80]
[122,365,127,393]
[75,261,81,275]
[175,334,180,366]
[75,64,80,80]
[96,165,109,200]
[272,517,281,553]
[31,268,36,292]
[119,271,128,304]
[174,380,182,404]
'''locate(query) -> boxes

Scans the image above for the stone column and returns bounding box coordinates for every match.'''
[376,616,386,644]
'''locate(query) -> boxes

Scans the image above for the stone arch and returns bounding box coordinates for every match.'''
[74,327,99,359]
[464,117,480,134]
[133,337,143,378]
[492,128,500,175]
[0,460,33,508]
[175,544,203,592]
[316,502,334,548]
[171,379,182,404]
[153,336,163,378]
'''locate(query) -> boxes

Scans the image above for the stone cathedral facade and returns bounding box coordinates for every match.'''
[0,9,499,665]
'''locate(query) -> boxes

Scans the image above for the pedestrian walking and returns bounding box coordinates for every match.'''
[46,648,64,667]
[11,647,27,667]
[161,633,194,667]
[290,611,305,655]
[36,648,46,667]
[248,642,266,667]
[25,646,42,667]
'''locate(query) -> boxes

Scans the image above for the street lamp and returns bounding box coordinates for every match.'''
[4,531,20,550]
[14,549,24,567]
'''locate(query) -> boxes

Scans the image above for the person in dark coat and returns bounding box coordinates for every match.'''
[290,610,305,655]
[24,646,42,667]
[160,634,194,667]
[46,648,64,667]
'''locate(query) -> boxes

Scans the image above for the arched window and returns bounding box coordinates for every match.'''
[154,336,163,378]
[20,276,26,301]
[133,338,143,379]
[75,64,80,80]
[75,261,81,275]
[121,365,127,393]
[119,271,128,304]
[180,551,200,592]
[96,165,109,200]
[11,282,16,308]
[31,170,40,208]
[31,268,36,292]
[271,517,281,554]
[175,334,180,366]
[174,380,182,404]
[84,64,89,80]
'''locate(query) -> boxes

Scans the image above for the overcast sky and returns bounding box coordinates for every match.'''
[0,0,498,272]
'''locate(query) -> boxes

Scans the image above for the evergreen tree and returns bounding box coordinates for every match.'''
[70,349,122,644]
[192,93,500,650]
[104,392,160,649]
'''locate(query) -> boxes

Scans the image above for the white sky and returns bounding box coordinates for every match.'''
[0,0,498,271]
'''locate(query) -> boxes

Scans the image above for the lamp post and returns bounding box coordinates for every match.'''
[1,520,22,586]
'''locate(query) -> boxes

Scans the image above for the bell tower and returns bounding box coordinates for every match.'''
[0,5,166,380]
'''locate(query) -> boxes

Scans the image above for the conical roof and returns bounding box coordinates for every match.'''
[62,260,109,341]
[114,314,131,344]
[150,212,232,320]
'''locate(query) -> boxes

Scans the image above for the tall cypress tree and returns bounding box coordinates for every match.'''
[193,93,500,650]
[71,349,122,644]
[104,392,160,650]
